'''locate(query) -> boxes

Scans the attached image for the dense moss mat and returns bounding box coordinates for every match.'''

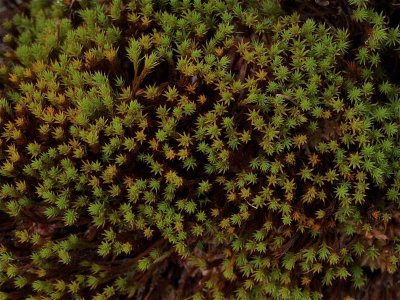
[0,0,400,299]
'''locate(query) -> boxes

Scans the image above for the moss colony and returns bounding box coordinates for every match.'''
[0,0,400,299]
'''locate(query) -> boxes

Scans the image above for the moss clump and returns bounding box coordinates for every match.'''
[0,0,400,299]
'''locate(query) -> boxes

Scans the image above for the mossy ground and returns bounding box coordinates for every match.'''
[0,0,400,299]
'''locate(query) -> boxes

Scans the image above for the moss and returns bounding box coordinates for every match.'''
[0,0,400,299]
